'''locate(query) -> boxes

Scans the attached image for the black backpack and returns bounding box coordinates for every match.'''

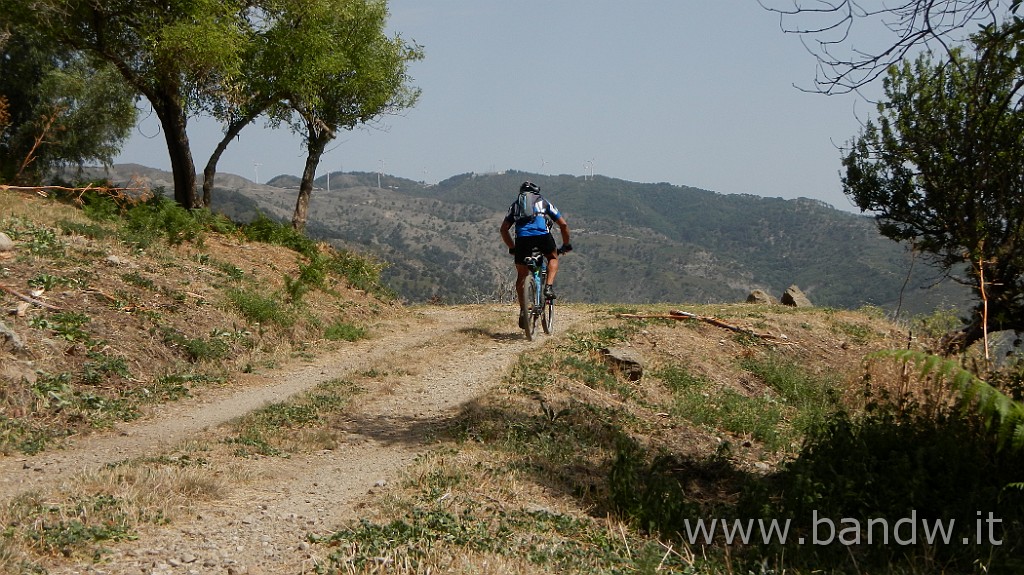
[512,190,541,225]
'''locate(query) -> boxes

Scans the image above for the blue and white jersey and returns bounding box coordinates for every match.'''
[504,195,562,237]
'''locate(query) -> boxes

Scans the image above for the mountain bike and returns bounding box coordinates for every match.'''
[520,247,561,341]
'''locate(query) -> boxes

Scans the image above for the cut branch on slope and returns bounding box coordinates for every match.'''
[616,309,783,341]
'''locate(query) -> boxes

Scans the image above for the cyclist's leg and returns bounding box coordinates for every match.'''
[545,253,559,286]
[514,264,530,313]
[539,233,559,290]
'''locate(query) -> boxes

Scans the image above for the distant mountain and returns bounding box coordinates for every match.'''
[96,165,969,315]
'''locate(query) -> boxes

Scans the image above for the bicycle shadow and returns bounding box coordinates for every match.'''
[457,326,530,343]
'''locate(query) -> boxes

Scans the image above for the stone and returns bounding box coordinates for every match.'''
[780,284,813,307]
[746,289,775,304]
[600,347,643,381]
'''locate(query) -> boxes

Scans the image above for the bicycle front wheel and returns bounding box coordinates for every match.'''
[522,277,538,341]
[541,297,554,334]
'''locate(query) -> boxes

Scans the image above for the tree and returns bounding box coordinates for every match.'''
[760,0,1024,93]
[841,24,1024,352]
[199,6,287,208]
[3,0,252,207]
[265,0,422,232]
[0,24,136,183]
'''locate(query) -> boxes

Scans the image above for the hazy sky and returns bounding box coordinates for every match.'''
[114,1,882,212]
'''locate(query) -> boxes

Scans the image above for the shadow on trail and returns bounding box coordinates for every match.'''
[427,390,1024,575]
[456,325,533,343]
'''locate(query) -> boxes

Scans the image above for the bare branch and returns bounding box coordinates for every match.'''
[760,0,1015,93]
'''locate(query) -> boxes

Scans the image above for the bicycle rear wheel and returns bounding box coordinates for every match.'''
[541,297,554,334]
[522,277,538,341]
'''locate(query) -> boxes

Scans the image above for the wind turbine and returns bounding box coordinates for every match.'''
[253,161,262,185]
[540,157,548,174]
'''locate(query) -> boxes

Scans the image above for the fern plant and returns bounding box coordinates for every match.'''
[870,349,1024,451]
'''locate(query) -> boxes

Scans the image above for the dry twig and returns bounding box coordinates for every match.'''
[0,284,62,311]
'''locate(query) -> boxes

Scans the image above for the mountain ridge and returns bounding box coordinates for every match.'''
[85,164,968,315]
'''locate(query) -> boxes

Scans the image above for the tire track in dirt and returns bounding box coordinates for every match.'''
[12,304,595,575]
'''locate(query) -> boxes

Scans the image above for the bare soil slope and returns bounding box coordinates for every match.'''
[0,190,909,574]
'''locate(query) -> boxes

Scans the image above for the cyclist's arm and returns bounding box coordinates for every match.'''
[553,216,570,248]
[500,218,515,251]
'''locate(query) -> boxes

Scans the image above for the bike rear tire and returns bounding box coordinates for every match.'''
[523,278,538,341]
[541,298,554,334]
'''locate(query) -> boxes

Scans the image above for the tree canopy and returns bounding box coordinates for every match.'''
[1,0,252,206]
[0,24,136,183]
[842,23,1024,352]
[2,0,421,213]
[266,0,422,231]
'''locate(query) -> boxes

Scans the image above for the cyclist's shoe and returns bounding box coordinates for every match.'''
[519,310,529,329]
[544,284,556,300]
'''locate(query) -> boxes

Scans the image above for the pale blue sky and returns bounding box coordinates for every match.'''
[115,1,881,211]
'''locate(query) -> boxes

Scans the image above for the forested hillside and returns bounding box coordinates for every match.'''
[102,165,968,315]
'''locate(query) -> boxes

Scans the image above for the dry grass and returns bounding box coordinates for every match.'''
[1,189,400,455]
[0,441,255,570]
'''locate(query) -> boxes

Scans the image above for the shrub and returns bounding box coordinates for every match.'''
[227,288,293,328]
[324,321,368,342]
[240,214,317,257]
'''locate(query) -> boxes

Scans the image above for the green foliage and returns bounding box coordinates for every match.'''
[29,311,91,343]
[80,351,131,385]
[12,494,136,561]
[655,359,839,452]
[29,371,139,429]
[266,0,423,230]
[27,273,81,291]
[0,415,62,456]
[122,373,203,403]
[0,25,135,184]
[314,504,694,574]
[872,349,1024,451]
[324,249,393,299]
[741,354,841,433]
[160,328,230,363]
[1,216,66,258]
[241,214,317,257]
[121,195,208,248]
[323,321,367,342]
[607,438,703,536]
[121,271,155,290]
[226,288,293,328]
[843,27,1024,347]
[226,377,358,457]
[911,305,964,340]
[57,218,113,240]
[79,191,122,221]
[750,405,1024,572]
[241,213,392,299]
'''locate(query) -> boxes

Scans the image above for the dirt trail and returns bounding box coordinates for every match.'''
[3,304,594,575]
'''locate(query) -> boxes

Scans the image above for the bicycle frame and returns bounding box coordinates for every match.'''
[521,250,553,339]
[523,254,546,304]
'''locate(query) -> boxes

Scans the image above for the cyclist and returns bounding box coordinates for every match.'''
[500,181,572,329]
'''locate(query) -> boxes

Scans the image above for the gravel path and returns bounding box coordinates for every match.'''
[2,304,592,575]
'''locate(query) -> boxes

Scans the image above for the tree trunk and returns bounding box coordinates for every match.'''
[291,135,329,232]
[202,111,262,207]
[939,282,1024,355]
[201,107,266,205]
[152,97,198,209]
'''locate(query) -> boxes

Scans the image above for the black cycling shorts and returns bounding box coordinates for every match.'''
[513,234,557,265]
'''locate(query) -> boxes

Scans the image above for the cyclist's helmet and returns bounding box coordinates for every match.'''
[520,181,539,193]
